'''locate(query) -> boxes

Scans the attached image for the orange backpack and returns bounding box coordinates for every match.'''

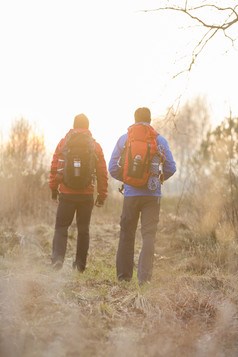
[119,123,158,187]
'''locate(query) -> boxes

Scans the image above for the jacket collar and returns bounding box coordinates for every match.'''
[65,128,92,137]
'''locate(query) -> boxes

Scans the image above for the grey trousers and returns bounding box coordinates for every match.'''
[51,194,94,270]
[116,196,160,283]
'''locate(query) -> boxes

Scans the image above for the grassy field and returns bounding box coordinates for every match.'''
[1,204,238,357]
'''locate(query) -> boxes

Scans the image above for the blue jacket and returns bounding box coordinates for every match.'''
[108,123,176,197]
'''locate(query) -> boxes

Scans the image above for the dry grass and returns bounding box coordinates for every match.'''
[1,210,238,357]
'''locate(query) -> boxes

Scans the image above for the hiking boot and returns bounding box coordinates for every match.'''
[72,261,85,273]
[138,280,151,286]
[51,259,63,270]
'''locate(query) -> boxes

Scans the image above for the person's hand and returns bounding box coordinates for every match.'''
[51,189,59,203]
[95,198,104,208]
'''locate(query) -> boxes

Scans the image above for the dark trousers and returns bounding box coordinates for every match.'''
[117,196,160,283]
[51,194,94,270]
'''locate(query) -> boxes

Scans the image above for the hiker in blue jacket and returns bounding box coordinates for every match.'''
[109,107,176,284]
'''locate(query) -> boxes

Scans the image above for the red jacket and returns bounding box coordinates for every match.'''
[49,128,108,201]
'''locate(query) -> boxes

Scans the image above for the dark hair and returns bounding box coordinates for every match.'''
[134,107,151,123]
[73,114,89,129]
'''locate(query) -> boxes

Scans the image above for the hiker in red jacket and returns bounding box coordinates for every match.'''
[49,114,108,271]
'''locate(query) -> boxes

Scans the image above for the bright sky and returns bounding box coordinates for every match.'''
[0,0,238,162]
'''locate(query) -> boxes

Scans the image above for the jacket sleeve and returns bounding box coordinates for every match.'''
[157,135,176,181]
[108,134,127,181]
[95,142,108,201]
[49,139,64,191]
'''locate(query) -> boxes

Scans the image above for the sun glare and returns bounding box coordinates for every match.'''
[0,0,238,161]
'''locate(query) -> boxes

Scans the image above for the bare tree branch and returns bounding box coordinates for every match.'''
[142,2,238,75]
[190,4,238,21]
[142,5,238,29]
[185,0,188,11]
[223,30,236,46]
[141,2,238,122]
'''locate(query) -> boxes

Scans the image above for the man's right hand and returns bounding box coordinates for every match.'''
[95,198,104,208]
[51,189,59,203]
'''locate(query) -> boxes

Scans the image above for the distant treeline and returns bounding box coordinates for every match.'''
[1,99,238,236]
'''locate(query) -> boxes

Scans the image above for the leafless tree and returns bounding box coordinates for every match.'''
[142,1,238,75]
[153,95,211,193]
[0,118,50,225]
